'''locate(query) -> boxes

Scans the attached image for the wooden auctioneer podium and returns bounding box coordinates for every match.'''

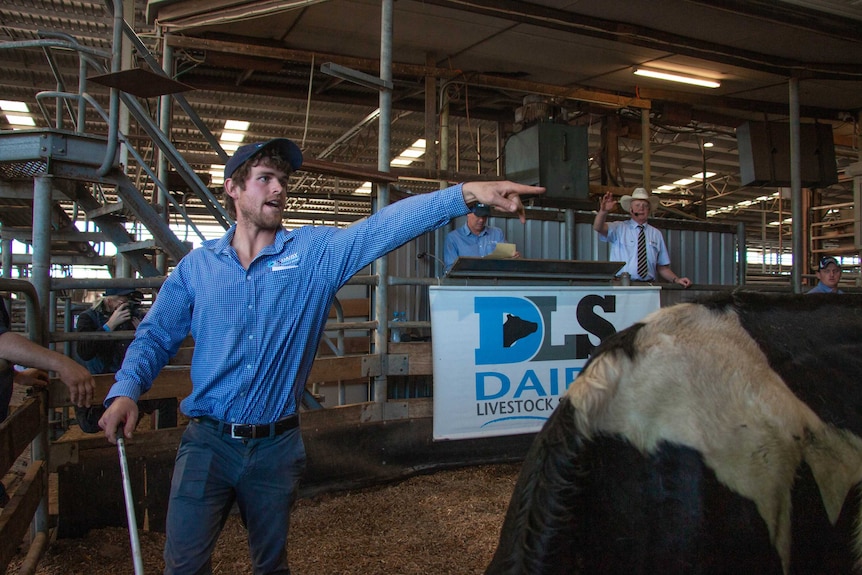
[446,257,625,283]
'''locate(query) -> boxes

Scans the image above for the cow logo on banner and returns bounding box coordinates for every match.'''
[430,286,660,440]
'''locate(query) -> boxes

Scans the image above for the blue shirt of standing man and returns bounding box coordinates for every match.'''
[97,137,544,575]
[443,203,519,272]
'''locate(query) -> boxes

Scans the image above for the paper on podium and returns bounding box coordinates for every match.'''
[483,242,516,259]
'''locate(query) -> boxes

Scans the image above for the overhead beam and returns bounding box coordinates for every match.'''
[417,0,862,80]
[165,35,650,110]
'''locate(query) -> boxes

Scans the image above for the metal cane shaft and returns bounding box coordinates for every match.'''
[118,435,145,575]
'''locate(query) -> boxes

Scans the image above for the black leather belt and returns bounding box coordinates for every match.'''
[193,414,299,439]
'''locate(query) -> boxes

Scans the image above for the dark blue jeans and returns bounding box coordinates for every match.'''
[163,419,306,574]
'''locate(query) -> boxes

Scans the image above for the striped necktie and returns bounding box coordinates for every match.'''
[636,225,649,279]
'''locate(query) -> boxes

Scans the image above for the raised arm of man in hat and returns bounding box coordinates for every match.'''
[592,191,618,236]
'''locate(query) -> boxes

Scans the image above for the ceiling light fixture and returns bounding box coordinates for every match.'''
[634,68,721,89]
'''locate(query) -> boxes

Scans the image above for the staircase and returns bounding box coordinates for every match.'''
[0,10,232,279]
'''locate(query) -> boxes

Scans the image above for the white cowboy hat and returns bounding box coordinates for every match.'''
[620,187,659,213]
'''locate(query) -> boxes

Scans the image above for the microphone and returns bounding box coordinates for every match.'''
[417,252,447,278]
[417,252,446,266]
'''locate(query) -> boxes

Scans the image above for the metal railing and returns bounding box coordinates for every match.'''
[0,279,51,574]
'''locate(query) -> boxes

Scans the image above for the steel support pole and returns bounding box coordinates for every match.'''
[789,77,803,293]
[372,0,393,405]
[32,176,53,325]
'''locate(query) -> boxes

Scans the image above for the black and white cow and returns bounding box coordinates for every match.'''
[486,291,862,575]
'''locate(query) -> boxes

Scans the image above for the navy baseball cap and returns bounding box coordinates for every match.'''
[818,256,840,270]
[223,138,303,180]
[104,287,142,298]
[472,203,491,217]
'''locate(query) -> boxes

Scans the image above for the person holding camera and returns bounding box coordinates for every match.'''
[74,287,176,431]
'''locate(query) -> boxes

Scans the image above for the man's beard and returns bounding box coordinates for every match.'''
[240,205,283,230]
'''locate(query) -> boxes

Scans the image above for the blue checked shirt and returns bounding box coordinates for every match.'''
[600,219,670,281]
[107,184,469,424]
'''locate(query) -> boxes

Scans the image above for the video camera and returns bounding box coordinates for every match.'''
[127,291,146,319]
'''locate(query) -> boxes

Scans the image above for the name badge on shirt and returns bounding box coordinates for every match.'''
[268,253,300,271]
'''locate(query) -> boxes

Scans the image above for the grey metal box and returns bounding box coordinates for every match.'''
[504,122,589,199]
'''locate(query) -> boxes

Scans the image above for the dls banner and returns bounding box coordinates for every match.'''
[430,286,660,440]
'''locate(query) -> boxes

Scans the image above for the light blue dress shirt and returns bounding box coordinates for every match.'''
[443,223,506,271]
[107,184,469,424]
[806,282,843,294]
[600,219,670,281]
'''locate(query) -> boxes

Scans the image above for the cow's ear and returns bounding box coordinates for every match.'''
[804,428,862,525]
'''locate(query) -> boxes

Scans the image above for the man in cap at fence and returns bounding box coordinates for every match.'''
[443,202,520,272]
[807,255,844,294]
[96,136,543,574]
[593,187,691,287]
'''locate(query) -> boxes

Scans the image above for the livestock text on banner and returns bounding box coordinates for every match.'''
[430,286,660,440]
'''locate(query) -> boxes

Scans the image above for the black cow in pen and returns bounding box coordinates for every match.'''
[486,291,862,575]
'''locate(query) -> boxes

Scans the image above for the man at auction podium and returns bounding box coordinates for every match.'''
[444,203,520,273]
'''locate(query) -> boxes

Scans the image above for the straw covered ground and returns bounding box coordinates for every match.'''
[7,463,522,575]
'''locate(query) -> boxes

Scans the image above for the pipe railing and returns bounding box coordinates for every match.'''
[0,279,50,574]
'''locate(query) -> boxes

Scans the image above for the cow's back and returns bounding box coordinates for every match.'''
[486,292,862,575]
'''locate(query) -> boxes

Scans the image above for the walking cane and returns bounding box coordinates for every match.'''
[117,427,145,575]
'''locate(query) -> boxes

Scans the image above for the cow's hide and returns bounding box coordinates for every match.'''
[486,291,862,575]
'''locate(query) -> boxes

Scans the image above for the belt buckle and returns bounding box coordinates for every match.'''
[230,424,244,439]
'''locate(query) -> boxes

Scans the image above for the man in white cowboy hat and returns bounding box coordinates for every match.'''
[593,188,691,287]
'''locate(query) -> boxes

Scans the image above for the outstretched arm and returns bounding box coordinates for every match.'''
[0,331,95,406]
[461,181,544,223]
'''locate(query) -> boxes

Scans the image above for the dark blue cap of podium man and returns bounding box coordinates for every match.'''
[472,203,491,217]
[224,138,303,181]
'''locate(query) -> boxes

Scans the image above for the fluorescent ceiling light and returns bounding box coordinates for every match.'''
[0,100,28,112]
[220,131,246,142]
[673,178,696,186]
[657,185,676,191]
[224,120,250,131]
[213,119,250,180]
[209,164,225,187]
[353,138,427,194]
[634,68,721,89]
[690,172,715,179]
[703,141,714,148]
[1,100,35,129]
[6,114,35,127]
[768,218,793,226]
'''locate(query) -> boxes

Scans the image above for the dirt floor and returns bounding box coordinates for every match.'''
[6,463,522,575]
